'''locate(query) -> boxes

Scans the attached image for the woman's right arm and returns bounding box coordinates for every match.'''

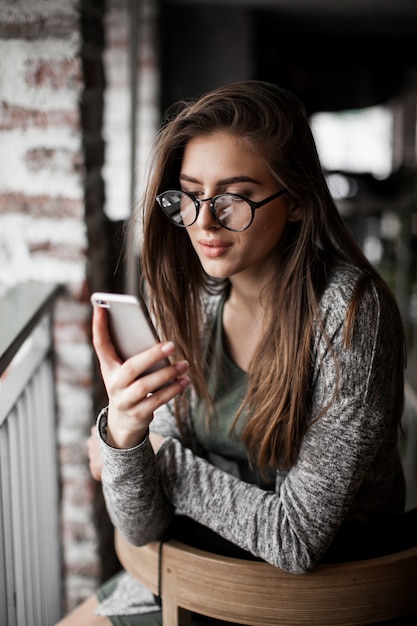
[92,304,190,543]
[98,408,177,543]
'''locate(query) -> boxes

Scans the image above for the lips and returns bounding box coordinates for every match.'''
[198,239,232,258]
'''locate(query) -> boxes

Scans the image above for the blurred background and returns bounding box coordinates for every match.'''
[1,0,417,622]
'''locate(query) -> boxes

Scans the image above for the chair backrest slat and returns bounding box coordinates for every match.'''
[115,529,417,626]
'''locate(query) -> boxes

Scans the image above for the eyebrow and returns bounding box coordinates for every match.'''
[179,174,262,186]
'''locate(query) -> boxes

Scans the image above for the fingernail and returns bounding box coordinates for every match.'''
[175,360,189,374]
[178,376,191,389]
[161,341,175,354]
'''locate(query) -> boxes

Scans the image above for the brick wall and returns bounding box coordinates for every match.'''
[0,3,86,294]
[0,0,160,614]
[0,0,101,612]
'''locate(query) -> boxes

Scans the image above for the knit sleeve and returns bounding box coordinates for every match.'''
[97,408,175,544]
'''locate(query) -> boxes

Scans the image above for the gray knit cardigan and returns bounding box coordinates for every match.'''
[96,264,405,615]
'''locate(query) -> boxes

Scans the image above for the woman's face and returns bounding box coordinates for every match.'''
[180,132,302,283]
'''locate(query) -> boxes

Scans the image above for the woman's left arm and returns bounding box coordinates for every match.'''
[153,279,404,573]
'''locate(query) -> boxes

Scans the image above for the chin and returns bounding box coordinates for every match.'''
[203,269,229,280]
[200,265,230,280]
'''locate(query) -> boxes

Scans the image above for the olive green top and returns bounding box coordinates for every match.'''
[193,295,274,489]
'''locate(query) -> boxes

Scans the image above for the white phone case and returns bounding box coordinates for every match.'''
[90,292,169,372]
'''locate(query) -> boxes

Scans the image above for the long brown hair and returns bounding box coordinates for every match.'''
[138,80,405,471]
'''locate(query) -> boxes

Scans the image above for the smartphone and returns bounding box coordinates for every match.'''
[90,292,170,374]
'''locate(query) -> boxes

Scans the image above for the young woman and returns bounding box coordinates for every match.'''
[57,80,406,625]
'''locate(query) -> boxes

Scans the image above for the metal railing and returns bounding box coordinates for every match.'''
[0,282,62,626]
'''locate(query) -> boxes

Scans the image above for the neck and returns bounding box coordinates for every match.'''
[228,273,268,313]
[223,281,266,371]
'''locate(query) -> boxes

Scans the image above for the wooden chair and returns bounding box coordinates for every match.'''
[115,522,417,626]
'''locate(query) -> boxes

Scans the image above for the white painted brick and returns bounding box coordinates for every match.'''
[27,216,87,247]
[54,298,90,324]
[0,214,86,292]
[56,343,92,377]
[60,461,92,484]
[0,0,79,22]
[0,129,82,196]
[57,381,93,419]
[30,256,86,287]
[0,214,33,286]
[0,37,81,109]
[65,575,98,611]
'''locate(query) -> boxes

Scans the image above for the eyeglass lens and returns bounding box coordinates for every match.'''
[158,191,253,231]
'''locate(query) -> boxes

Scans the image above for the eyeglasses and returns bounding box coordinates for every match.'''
[155,188,288,232]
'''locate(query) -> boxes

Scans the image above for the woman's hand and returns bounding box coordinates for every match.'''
[92,305,190,449]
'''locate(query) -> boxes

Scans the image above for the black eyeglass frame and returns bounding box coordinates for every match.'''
[156,188,289,232]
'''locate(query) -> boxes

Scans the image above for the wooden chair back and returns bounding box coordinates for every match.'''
[115,526,417,626]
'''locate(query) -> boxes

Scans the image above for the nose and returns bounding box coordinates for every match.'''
[196,198,219,230]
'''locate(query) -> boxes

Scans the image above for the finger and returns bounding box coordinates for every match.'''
[116,372,191,416]
[116,356,189,404]
[116,341,176,388]
[92,306,121,367]
[139,375,191,414]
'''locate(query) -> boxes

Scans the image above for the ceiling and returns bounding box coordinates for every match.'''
[164,0,417,113]
[167,0,417,31]
[168,0,417,15]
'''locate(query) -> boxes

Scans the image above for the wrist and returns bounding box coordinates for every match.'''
[106,424,148,449]
[97,406,148,449]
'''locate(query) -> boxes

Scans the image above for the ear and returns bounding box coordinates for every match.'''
[287,201,303,223]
